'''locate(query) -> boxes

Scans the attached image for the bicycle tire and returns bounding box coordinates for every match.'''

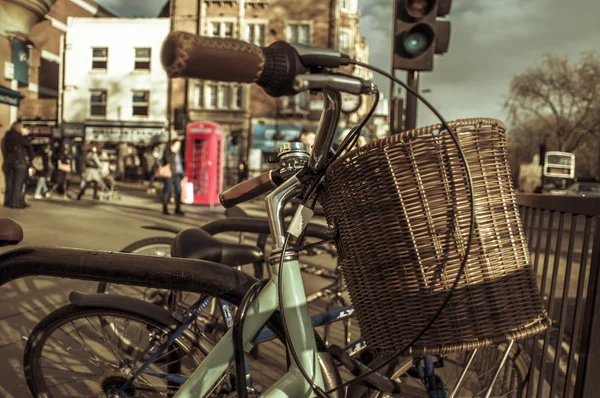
[23,305,210,397]
[96,236,174,295]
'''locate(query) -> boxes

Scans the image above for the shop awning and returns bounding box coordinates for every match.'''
[0,85,24,107]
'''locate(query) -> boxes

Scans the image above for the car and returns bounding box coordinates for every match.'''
[565,182,600,197]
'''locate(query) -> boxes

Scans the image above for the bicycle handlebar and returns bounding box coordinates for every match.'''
[219,170,284,209]
[161,31,351,97]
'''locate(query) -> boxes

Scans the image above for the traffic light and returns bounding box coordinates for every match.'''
[393,0,452,71]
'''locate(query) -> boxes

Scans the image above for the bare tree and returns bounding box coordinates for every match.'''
[505,52,600,153]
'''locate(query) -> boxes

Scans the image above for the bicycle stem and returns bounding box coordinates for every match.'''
[266,88,342,250]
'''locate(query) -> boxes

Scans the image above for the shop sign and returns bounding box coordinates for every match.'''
[12,40,30,85]
[85,126,169,143]
[23,124,54,136]
[62,123,85,137]
[0,84,24,107]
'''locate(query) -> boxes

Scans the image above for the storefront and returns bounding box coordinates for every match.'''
[84,125,169,146]
[250,123,351,170]
[83,124,169,181]
[21,121,59,148]
[251,124,311,171]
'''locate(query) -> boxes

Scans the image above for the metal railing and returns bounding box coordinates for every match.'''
[516,194,600,398]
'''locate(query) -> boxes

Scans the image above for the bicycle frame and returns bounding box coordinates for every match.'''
[173,89,343,397]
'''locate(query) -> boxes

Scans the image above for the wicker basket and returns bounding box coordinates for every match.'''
[319,118,549,355]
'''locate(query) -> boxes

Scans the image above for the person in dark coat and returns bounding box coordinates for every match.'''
[161,139,185,216]
[3,121,33,208]
[48,146,72,199]
[33,144,53,199]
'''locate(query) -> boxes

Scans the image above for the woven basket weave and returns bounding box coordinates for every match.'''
[319,118,549,355]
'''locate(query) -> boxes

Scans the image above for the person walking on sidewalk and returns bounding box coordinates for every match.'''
[33,144,53,199]
[3,121,33,208]
[77,144,103,201]
[48,146,72,199]
[161,139,185,216]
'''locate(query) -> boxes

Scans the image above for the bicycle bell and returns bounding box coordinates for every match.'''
[277,142,310,171]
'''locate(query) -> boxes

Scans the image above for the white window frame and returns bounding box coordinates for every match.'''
[132,90,150,117]
[286,21,312,45]
[207,17,237,38]
[339,28,353,54]
[134,47,151,71]
[91,47,108,70]
[195,81,244,110]
[245,19,268,47]
[281,91,310,115]
[90,90,107,117]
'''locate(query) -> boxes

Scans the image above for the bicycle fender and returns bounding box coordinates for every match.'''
[69,291,174,326]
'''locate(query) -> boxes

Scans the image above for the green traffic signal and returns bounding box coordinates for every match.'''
[404,31,429,56]
[398,24,434,58]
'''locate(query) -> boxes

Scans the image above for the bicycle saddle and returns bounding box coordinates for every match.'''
[0,218,24,246]
[171,227,263,267]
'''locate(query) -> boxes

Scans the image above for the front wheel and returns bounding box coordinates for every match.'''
[364,344,530,397]
[23,305,207,397]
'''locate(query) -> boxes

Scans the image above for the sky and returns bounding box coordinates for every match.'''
[95,0,600,126]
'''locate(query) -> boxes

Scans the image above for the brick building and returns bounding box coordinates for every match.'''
[162,0,370,181]
[0,0,113,202]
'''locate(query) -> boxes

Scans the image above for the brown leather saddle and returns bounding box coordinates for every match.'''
[0,218,24,246]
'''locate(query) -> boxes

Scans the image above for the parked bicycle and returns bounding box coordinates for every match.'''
[0,29,548,398]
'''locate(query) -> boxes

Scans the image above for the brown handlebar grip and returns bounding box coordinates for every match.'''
[161,31,265,83]
[220,171,276,208]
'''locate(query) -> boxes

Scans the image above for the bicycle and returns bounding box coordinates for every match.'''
[0,30,546,397]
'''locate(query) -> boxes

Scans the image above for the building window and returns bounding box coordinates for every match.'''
[210,21,235,38]
[38,59,59,99]
[286,22,310,45]
[219,85,231,109]
[92,47,108,70]
[282,91,309,113]
[134,48,151,70]
[90,90,107,117]
[235,85,243,108]
[340,0,349,10]
[246,23,266,46]
[197,83,244,109]
[206,82,218,109]
[339,32,350,53]
[132,91,149,116]
[195,82,205,108]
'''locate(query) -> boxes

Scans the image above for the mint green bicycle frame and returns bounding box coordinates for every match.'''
[174,88,343,397]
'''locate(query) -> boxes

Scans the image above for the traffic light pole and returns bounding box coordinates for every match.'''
[404,70,419,131]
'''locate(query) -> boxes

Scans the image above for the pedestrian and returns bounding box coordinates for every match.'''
[147,144,161,195]
[33,144,53,199]
[77,143,103,200]
[291,128,316,149]
[357,133,369,148]
[48,146,72,199]
[238,158,249,183]
[161,138,185,216]
[3,121,33,208]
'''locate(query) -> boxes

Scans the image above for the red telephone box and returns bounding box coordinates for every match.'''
[185,121,224,205]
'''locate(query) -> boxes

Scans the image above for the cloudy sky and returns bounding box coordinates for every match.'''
[96,0,599,126]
